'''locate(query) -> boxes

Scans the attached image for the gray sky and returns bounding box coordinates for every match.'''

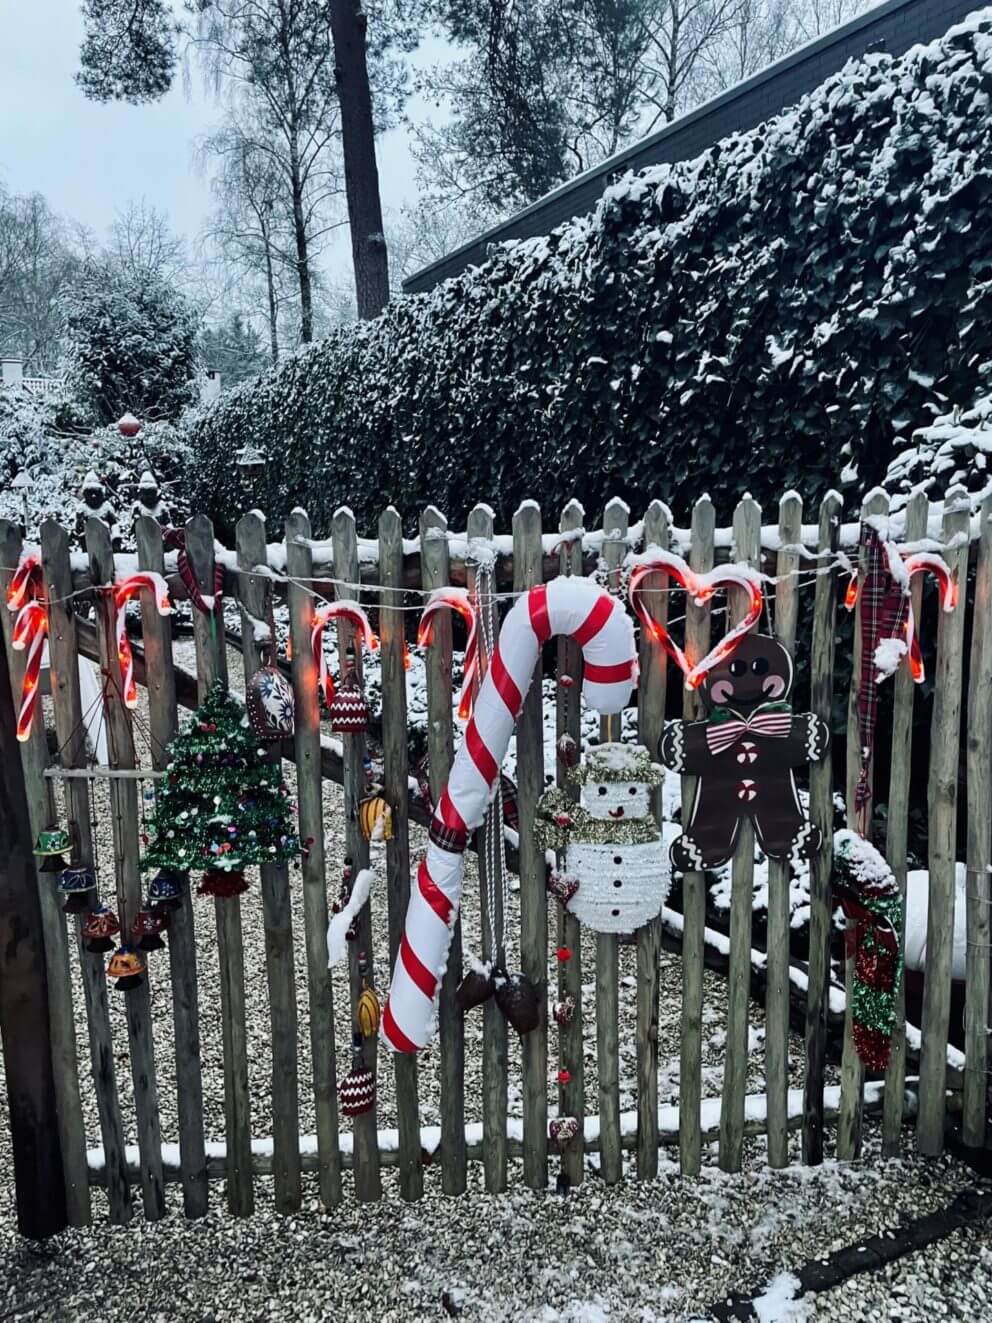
[0,1,437,263]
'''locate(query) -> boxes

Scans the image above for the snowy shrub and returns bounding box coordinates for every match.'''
[0,388,193,546]
[883,394,992,511]
[61,260,200,425]
[188,12,992,536]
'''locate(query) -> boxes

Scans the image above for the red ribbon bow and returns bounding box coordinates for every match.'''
[705,708,793,756]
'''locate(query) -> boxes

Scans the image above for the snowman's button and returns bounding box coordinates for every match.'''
[611,908,620,917]
[613,879,622,888]
[613,855,622,864]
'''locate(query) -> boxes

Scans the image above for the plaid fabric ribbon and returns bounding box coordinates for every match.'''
[163,527,225,616]
[705,702,792,755]
[854,527,910,820]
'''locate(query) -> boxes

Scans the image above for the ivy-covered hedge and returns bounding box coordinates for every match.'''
[189,12,992,536]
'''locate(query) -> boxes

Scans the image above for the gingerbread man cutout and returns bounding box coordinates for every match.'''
[660,634,829,871]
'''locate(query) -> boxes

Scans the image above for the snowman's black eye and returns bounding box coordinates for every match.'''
[598,785,607,796]
[751,657,769,675]
[629,786,637,795]
[729,660,747,677]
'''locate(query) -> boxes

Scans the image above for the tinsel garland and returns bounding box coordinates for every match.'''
[142,681,299,879]
[833,829,904,1072]
[535,787,659,851]
[567,745,663,787]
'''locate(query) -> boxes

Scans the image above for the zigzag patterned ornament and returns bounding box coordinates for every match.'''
[381,576,637,1053]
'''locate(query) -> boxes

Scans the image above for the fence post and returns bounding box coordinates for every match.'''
[0,629,68,1240]
[802,490,842,1166]
[635,499,670,1179]
[679,496,716,1178]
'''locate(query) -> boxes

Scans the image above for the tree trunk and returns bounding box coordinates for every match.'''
[328,0,390,319]
[289,143,315,343]
[0,638,68,1240]
[263,233,280,365]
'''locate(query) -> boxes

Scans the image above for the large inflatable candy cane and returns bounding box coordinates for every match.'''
[382,576,637,1052]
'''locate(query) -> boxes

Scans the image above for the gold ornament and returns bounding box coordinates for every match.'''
[359,794,393,843]
[357,985,381,1038]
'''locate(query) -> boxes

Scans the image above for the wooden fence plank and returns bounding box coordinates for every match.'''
[597,497,628,1185]
[467,502,508,1194]
[679,497,716,1178]
[419,505,466,1195]
[881,491,930,1156]
[0,519,91,1227]
[379,506,424,1201]
[917,486,971,1156]
[331,506,382,1202]
[963,491,992,1149]
[635,499,670,1179]
[513,501,547,1191]
[719,495,762,1174]
[765,492,802,1169]
[802,491,842,1166]
[556,499,585,1187]
[86,517,165,1220]
[838,488,889,1161]
[136,514,208,1218]
[184,516,254,1216]
[41,520,131,1224]
[236,513,301,1212]
[285,510,343,1207]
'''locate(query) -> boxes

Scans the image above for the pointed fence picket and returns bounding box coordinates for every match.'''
[2,488,987,1226]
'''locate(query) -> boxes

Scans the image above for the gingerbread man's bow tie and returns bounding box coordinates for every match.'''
[705,703,792,755]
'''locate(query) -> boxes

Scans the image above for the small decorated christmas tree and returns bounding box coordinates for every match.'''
[143,681,299,896]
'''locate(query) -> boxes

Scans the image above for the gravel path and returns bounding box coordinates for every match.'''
[2,645,990,1320]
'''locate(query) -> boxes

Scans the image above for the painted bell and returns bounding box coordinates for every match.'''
[34,827,71,857]
[246,662,295,741]
[328,650,368,734]
[147,869,184,911]
[339,1033,375,1117]
[131,908,168,951]
[107,945,146,991]
[82,905,120,953]
[359,794,393,843]
[58,865,97,913]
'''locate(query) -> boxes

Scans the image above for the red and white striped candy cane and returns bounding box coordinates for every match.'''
[6,552,42,611]
[381,576,636,1053]
[114,573,171,708]
[903,552,957,682]
[418,588,478,720]
[11,600,48,741]
[311,602,377,704]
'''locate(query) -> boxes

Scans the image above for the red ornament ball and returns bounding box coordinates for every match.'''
[556,946,572,963]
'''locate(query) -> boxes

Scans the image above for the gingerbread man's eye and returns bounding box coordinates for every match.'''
[629,786,637,795]
[598,785,607,796]
[751,657,770,675]
[729,660,747,677]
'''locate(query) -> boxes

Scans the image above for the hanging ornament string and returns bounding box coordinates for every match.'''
[418,587,479,721]
[310,601,378,704]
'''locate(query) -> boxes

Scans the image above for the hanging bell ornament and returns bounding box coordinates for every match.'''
[553,995,576,1027]
[550,1116,581,1147]
[455,963,494,1013]
[493,968,541,1035]
[107,945,146,991]
[328,648,369,734]
[131,908,168,952]
[356,953,381,1038]
[147,869,184,911]
[556,733,579,767]
[198,867,248,898]
[58,865,97,914]
[33,827,72,858]
[81,904,120,953]
[246,656,295,740]
[359,792,393,843]
[547,872,579,906]
[339,1033,375,1117]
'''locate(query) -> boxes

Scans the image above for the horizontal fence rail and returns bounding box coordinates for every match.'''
[0,487,987,1223]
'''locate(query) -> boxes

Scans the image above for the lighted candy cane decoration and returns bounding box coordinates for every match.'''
[6,552,42,611]
[382,576,636,1053]
[10,599,48,741]
[311,601,377,703]
[113,573,172,708]
[628,551,764,689]
[844,545,957,683]
[418,587,479,720]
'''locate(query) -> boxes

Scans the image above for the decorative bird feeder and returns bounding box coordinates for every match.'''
[235,444,267,489]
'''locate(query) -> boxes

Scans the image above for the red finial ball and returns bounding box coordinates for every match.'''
[117,412,141,438]
[556,946,572,963]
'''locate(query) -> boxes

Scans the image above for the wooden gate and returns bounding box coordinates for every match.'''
[0,484,988,1226]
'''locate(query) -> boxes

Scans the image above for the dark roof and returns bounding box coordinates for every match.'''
[403,0,977,294]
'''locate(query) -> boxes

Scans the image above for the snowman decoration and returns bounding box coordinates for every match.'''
[536,743,670,934]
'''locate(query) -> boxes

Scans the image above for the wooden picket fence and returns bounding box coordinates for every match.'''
[1,483,990,1229]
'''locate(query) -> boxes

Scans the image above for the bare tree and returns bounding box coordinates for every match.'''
[384,199,479,293]
[0,188,83,373]
[109,199,187,284]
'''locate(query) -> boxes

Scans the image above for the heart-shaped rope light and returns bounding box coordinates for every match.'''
[6,553,47,742]
[844,546,957,683]
[311,601,378,704]
[628,551,764,689]
[418,588,478,720]
[114,573,172,708]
